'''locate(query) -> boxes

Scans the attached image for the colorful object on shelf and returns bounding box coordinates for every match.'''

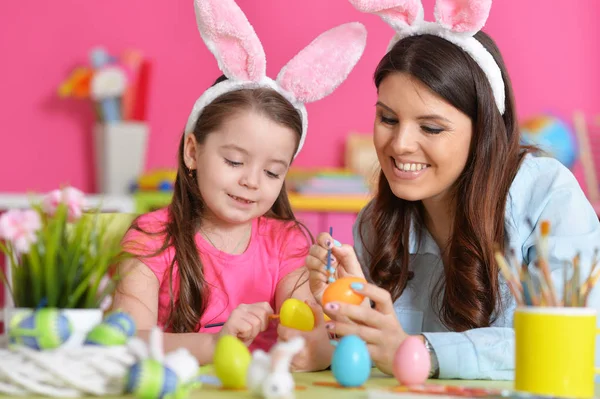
[393,336,430,386]
[58,67,93,98]
[278,298,315,331]
[85,311,136,346]
[213,335,252,389]
[57,46,150,124]
[331,335,371,387]
[8,308,72,350]
[521,115,578,169]
[322,276,367,307]
[286,168,371,196]
[131,169,177,193]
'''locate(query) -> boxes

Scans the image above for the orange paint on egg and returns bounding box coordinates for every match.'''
[322,277,367,306]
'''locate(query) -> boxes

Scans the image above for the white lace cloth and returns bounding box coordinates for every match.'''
[0,327,200,398]
[0,342,136,397]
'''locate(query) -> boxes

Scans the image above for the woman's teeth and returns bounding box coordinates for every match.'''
[393,160,429,172]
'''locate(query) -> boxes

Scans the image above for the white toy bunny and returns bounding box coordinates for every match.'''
[247,337,305,399]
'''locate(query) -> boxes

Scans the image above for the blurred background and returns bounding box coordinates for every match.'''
[0,0,599,244]
[1,0,599,372]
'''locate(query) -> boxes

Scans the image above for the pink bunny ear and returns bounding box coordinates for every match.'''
[193,0,266,81]
[348,0,424,32]
[276,22,367,103]
[434,0,492,33]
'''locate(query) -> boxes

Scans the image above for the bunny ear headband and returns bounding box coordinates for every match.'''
[349,0,505,115]
[186,0,368,157]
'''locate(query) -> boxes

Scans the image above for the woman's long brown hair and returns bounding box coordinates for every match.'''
[360,32,534,331]
[128,76,310,333]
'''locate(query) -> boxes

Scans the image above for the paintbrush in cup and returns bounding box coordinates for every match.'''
[535,221,559,306]
[494,249,523,305]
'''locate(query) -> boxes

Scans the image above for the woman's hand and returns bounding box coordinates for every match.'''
[276,300,334,372]
[324,282,408,375]
[219,302,274,346]
[305,232,366,303]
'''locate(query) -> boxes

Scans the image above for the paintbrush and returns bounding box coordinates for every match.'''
[520,263,538,306]
[535,221,559,306]
[562,260,570,307]
[571,253,581,307]
[326,226,335,283]
[580,251,600,306]
[494,250,523,305]
[581,269,600,306]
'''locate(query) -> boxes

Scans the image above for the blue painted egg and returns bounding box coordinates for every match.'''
[9,308,72,350]
[84,322,128,346]
[126,359,179,399]
[331,335,371,387]
[103,311,136,337]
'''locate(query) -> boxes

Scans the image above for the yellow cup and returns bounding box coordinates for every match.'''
[514,307,600,398]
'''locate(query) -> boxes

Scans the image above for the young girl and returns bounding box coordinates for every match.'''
[113,0,367,369]
[306,0,600,380]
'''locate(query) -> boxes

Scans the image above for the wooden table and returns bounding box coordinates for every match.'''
[2,369,598,398]
[190,369,598,399]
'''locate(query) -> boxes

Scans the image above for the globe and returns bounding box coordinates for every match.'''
[520,115,578,169]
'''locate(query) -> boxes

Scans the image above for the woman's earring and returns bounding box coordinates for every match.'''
[188,167,195,178]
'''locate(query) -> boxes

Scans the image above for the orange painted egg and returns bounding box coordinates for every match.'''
[322,277,367,306]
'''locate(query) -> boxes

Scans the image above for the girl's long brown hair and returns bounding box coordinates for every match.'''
[128,76,309,333]
[361,32,534,331]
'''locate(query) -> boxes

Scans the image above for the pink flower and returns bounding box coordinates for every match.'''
[42,187,86,221]
[0,209,42,255]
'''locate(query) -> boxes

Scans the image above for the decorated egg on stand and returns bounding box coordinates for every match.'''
[9,308,72,350]
[393,336,431,386]
[103,310,136,336]
[213,335,251,389]
[322,277,367,307]
[331,335,371,387]
[126,358,179,399]
[85,310,136,346]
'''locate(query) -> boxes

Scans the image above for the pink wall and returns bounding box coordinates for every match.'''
[1,0,599,193]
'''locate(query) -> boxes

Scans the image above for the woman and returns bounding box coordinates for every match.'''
[306,0,600,380]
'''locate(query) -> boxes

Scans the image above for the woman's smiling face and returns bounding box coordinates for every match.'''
[373,72,473,204]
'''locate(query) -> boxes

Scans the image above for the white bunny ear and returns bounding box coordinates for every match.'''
[434,0,492,34]
[348,0,424,32]
[276,22,367,104]
[193,0,266,81]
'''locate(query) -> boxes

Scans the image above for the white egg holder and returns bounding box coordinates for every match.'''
[0,327,199,398]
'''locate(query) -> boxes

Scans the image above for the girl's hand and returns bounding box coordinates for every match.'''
[305,232,366,303]
[276,300,333,372]
[324,282,408,375]
[219,302,274,346]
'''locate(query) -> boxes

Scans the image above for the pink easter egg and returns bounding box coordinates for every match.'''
[393,336,431,386]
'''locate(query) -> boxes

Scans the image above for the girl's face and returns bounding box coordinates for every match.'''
[184,110,297,227]
[373,72,473,206]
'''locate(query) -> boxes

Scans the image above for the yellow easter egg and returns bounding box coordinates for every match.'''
[280,298,315,331]
[213,335,251,389]
[322,277,367,307]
